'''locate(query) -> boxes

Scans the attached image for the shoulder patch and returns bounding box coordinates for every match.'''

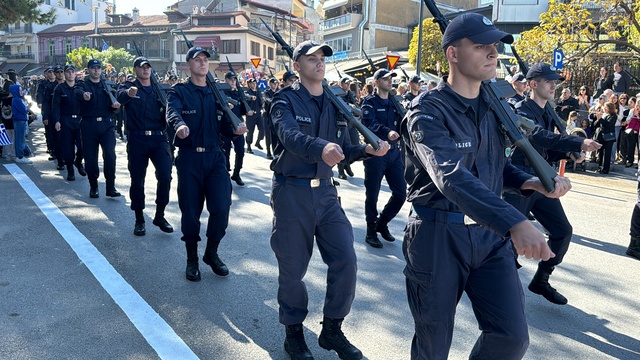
[273,109,284,121]
[413,131,424,143]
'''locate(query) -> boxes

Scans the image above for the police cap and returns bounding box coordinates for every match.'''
[186,46,210,60]
[441,13,513,49]
[133,56,151,68]
[268,77,278,83]
[510,72,527,83]
[283,70,298,82]
[292,40,333,61]
[225,71,237,79]
[340,76,352,84]
[87,59,102,68]
[526,62,565,81]
[53,65,64,72]
[64,64,76,72]
[409,75,423,84]
[373,69,397,80]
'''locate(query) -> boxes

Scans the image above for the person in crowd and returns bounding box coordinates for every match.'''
[268,40,389,360]
[609,93,623,162]
[623,101,640,167]
[593,67,612,100]
[1,83,16,162]
[402,13,571,359]
[10,84,33,164]
[555,87,579,122]
[166,46,247,281]
[51,64,86,181]
[613,62,631,96]
[566,110,579,132]
[577,85,592,118]
[594,102,618,174]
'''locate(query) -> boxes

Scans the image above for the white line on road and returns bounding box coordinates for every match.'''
[4,164,199,360]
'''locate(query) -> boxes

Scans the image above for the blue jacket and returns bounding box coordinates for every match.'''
[402,79,532,237]
[269,81,369,179]
[117,80,165,131]
[10,84,28,121]
[362,93,402,147]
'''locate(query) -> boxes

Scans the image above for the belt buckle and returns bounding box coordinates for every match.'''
[196,147,205,153]
[310,179,320,188]
[96,117,102,122]
[145,130,152,136]
[71,115,77,118]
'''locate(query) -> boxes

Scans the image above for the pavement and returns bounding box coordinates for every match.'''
[1,102,639,359]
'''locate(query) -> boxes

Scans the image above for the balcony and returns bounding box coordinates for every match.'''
[126,49,171,59]
[319,13,363,36]
[0,51,35,60]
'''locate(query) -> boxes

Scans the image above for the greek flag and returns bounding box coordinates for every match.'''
[0,124,12,146]
[102,40,109,51]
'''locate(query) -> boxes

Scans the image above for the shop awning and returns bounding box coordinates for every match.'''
[0,62,30,75]
[5,36,28,46]
[322,0,349,11]
[194,35,220,48]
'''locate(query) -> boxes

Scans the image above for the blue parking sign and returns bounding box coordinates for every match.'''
[553,49,564,70]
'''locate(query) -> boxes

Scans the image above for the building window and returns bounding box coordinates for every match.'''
[268,47,274,60]
[478,0,492,5]
[64,0,75,10]
[326,35,352,53]
[250,41,260,57]
[221,39,240,54]
[15,21,21,29]
[64,40,72,54]
[49,40,56,57]
[82,38,90,48]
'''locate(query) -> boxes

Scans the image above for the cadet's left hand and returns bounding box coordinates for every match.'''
[322,143,345,167]
[247,110,255,116]
[234,122,247,135]
[388,131,400,141]
[581,139,602,152]
[521,176,571,198]
[111,101,121,109]
[365,140,390,157]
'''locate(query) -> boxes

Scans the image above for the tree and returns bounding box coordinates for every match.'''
[515,0,640,66]
[407,19,448,75]
[67,47,135,73]
[67,47,99,70]
[0,0,56,28]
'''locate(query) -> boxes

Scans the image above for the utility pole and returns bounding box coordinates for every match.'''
[416,1,424,76]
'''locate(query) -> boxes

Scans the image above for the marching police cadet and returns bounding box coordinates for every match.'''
[222,71,251,186]
[360,68,407,248]
[402,75,422,107]
[261,77,279,160]
[37,67,55,156]
[506,72,528,107]
[244,78,264,155]
[269,40,389,360]
[507,62,602,305]
[51,64,85,181]
[77,59,122,199]
[282,70,298,87]
[337,76,358,179]
[168,74,178,86]
[402,13,572,359]
[44,65,66,170]
[116,57,174,237]
[166,46,247,282]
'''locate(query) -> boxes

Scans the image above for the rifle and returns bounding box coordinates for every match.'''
[422,0,557,192]
[269,66,275,78]
[362,50,407,118]
[511,47,581,160]
[132,40,167,108]
[174,30,242,130]
[260,17,381,150]
[333,62,343,79]
[398,65,411,83]
[91,55,118,106]
[225,56,253,114]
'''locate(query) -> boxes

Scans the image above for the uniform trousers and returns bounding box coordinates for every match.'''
[126,134,173,211]
[504,191,573,268]
[222,135,245,171]
[270,178,357,325]
[363,147,406,224]
[175,148,231,253]
[245,114,263,146]
[80,117,116,185]
[403,207,529,360]
[59,116,83,167]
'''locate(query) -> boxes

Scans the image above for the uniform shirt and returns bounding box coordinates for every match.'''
[36,79,50,106]
[270,81,369,179]
[76,79,117,118]
[117,80,165,131]
[166,81,236,149]
[42,80,63,121]
[506,93,526,108]
[51,82,81,126]
[263,88,277,115]
[514,97,583,167]
[224,87,247,119]
[343,89,357,105]
[245,87,263,119]
[403,79,532,237]
[362,94,401,146]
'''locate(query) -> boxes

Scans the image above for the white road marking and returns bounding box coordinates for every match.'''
[4,164,198,360]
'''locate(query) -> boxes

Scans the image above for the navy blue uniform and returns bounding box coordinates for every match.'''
[269,81,369,326]
[167,81,236,251]
[261,87,277,156]
[44,80,64,165]
[507,98,583,268]
[51,82,83,168]
[117,80,172,213]
[361,94,406,226]
[402,80,534,359]
[222,87,247,171]
[77,79,119,191]
[245,86,263,149]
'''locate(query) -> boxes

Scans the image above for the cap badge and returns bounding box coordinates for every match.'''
[482,17,493,26]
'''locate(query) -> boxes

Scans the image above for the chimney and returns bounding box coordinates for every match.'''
[132,7,140,25]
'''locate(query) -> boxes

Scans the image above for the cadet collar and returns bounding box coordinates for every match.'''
[436,76,492,113]
[291,80,318,103]
[521,96,545,118]
[185,79,211,94]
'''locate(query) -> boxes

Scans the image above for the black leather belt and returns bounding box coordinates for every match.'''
[129,130,165,136]
[411,205,476,225]
[180,147,218,153]
[85,116,110,122]
[273,174,334,188]
[61,114,79,119]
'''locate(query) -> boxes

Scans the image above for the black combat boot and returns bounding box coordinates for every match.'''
[152,207,173,233]
[185,242,201,282]
[337,164,347,180]
[89,180,99,198]
[133,210,145,236]
[626,236,640,260]
[202,242,229,276]
[66,165,75,181]
[74,160,86,176]
[375,215,396,242]
[231,169,245,186]
[284,324,314,359]
[528,265,567,305]
[344,164,354,177]
[365,223,382,248]
[318,317,363,360]
[246,143,253,154]
[105,180,122,197]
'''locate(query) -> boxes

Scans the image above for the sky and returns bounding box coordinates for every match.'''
[117,0,177,16]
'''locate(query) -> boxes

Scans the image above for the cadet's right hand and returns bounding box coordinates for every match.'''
[581,139,602,152]
[365,140,390,157]
[127,87,138,98]
[510,220,555,261]
[83,92,91,101]
[55,122,61,132]
[176,125,190,139]
[322,143,345,167]
[43,119,48,126]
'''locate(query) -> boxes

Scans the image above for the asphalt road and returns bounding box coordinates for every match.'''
[1,115,639,360]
